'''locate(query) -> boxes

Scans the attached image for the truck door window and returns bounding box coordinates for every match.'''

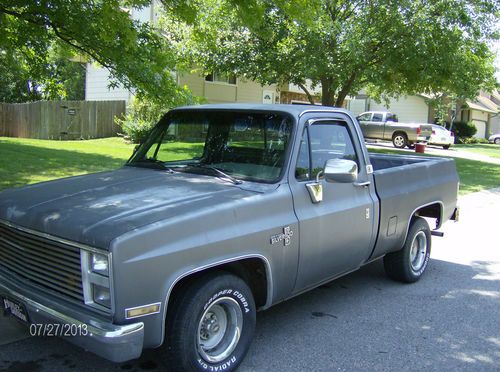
[357,113,371,121]
[295,121,358,181]
[372,113,383,122]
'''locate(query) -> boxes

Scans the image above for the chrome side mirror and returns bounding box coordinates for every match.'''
[324,159,358,183]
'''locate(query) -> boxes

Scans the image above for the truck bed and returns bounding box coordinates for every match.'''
[368,153,459,259]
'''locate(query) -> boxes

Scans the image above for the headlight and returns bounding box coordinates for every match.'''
[91,253,109,276]
[92,284,111,308]
[81,250,112,311]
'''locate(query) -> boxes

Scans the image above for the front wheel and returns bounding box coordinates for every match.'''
[166,272,256,372]
[384,217,431,283]
[392,133,408,148]
[443,145,450,150]
[495,138,500,145]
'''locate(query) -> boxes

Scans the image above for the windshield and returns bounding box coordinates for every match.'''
[128,110,294,183]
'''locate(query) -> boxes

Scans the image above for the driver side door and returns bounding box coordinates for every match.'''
[290,118,376,291]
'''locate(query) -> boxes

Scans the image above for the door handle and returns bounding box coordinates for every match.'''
[353,181,371,187]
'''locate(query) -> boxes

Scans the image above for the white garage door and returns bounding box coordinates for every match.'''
[347,99,367,116]
[369,96,429,123]
[472,121,486,138]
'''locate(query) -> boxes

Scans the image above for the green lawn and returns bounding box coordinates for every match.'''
[0,137,135,190]
[453,144,500,159]
[1,136,499,195]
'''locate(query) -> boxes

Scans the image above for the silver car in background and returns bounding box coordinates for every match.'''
[429,124,455,149]
[489,133,500,144]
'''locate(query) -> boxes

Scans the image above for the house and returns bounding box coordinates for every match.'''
[85,2,283,106]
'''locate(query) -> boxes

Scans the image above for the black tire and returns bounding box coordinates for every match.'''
[166,272,256,372]
[495,138,500,145]
[384,217,431,283]
[392,133,408,149]
[442,145,450,150]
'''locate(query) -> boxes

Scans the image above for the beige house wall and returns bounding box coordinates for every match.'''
[177,73,279,104]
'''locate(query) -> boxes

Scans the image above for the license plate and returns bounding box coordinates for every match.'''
[2,297,29,323]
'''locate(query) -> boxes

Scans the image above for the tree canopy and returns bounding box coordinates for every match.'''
[166,0,499,106]
[0,0,197,103]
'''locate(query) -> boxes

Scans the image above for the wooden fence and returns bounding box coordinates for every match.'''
[0,100,126,140]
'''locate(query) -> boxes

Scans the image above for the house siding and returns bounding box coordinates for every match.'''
[490,116,500,134]
[177,73,278,104]
[85,64,130,101]
[177,73,205,97]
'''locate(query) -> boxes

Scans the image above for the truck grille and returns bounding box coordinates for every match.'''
[0,222,84,303]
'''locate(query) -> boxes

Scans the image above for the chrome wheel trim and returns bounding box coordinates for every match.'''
[410,231,428,272]
[394,135,405,147]
[197,297,243,363]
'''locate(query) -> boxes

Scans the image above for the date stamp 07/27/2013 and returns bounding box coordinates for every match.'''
[28,323,89,337]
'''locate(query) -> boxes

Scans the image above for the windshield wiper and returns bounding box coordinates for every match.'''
[186,164,243,185]
[128,159,174,173]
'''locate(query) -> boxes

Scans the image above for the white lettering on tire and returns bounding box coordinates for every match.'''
[203,288,249,313]
[197,356,237,371]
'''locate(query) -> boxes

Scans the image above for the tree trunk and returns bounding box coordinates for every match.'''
[321,77,335,106]
[297,83,316,105]
[335,72,357,107]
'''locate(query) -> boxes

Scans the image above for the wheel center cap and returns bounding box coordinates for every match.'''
[206,317,220,334]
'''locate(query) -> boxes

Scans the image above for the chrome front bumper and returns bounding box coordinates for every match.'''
[0,280,144,362]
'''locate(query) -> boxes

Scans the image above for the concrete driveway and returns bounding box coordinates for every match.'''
[1,188,499,371]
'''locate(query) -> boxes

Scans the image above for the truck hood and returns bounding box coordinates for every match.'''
[0,167,258,249]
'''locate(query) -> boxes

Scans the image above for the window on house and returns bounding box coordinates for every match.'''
[205,72,237,85]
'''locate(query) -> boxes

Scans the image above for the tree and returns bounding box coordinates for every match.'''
[165,0,498,106]
[0,43,85,103]
[0,0,198,103]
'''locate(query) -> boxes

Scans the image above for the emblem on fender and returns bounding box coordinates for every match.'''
[270,226,294,246]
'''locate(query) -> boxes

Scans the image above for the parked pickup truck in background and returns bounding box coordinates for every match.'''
[0,104,459,371]
[357,111,433,148]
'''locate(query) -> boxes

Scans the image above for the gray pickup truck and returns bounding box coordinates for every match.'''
[0,104,459,371]
[357,111,433,148]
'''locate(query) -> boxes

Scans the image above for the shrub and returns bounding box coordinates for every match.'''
[450,121,477,141]
[116,86,205,143]
[116,98,164,143]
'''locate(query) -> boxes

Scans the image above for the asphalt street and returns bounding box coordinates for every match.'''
[0,187,499,371]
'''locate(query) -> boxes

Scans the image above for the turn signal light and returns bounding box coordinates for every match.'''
[126,303,161,319]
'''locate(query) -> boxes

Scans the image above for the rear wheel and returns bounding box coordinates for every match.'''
[384,217,431,283]
[166,272,256,372]
[442,145,450,150]
[495,138,500,145]
[392,133,408,149]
